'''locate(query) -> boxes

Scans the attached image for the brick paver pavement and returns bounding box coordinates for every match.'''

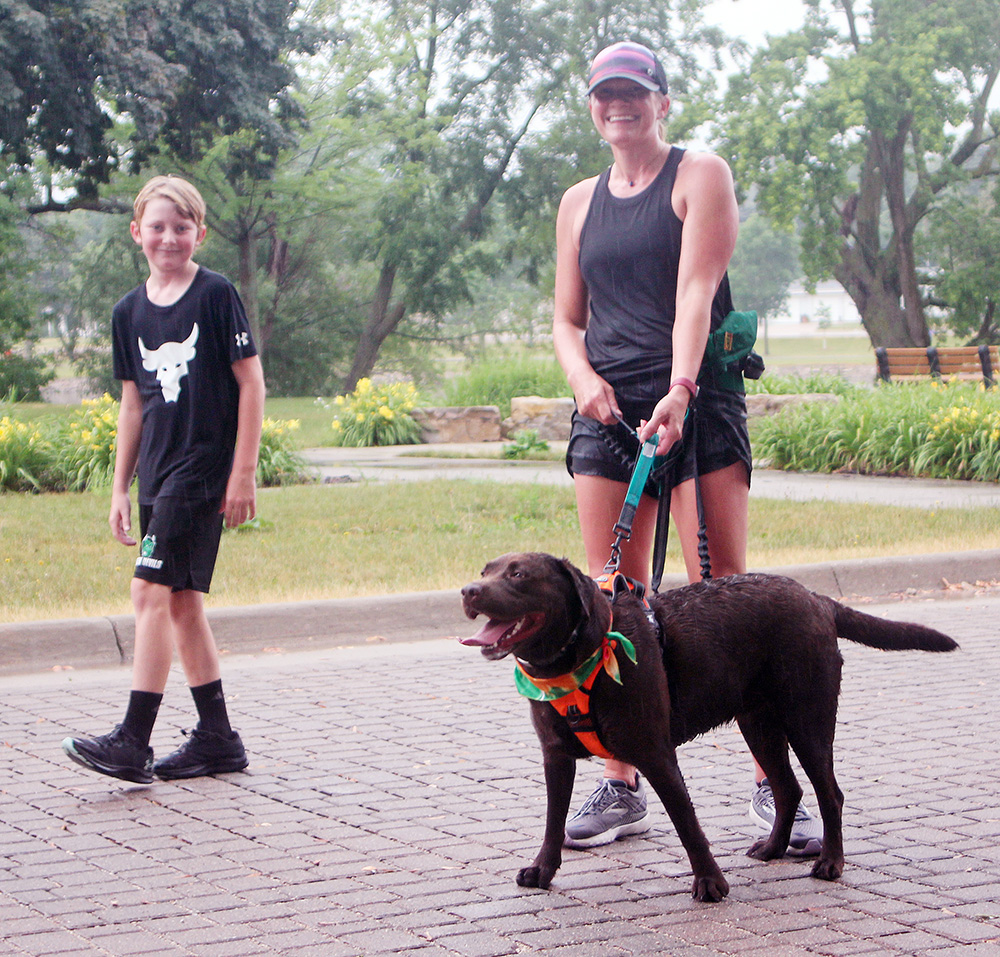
[2,594,998,956]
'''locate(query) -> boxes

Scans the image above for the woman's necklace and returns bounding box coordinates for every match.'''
[615,146,669,190]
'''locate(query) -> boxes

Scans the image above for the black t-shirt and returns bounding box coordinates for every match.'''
[112,267,258,505]
[578,147,733,410]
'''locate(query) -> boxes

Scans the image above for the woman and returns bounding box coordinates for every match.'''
[553,41,821,853]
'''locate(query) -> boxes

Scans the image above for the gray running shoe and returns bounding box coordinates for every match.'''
[62,725,154,784]
[749,778,824,855]
[564,776,651,848]
[153,728,248,780]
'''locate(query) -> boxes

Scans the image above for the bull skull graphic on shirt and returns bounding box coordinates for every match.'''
[138,324,199,403]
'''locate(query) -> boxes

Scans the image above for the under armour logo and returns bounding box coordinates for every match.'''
[235,331,249,348]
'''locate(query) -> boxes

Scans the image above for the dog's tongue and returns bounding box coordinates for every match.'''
[459,618,515,647]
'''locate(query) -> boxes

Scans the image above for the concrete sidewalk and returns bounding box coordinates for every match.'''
[2,594,998,956]
[302,444,1000,510]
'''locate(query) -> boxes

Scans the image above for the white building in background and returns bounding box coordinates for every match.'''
[771,279,863,328]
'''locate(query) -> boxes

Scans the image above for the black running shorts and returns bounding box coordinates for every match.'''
[566,384,752,498]
[134,497,225,593]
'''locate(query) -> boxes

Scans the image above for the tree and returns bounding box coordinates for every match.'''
[1,0,312,207]
[923,187,1000,343]
[717,0,1000,348]
[0,187,52,399]
[323,0,727,391]
[727,212,800,331]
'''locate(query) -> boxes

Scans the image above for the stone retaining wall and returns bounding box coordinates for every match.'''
[413,393,839,444]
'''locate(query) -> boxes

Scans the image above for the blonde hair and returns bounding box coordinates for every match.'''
[133,175,207,228]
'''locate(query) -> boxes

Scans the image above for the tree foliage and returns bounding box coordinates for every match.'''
[728,212,800,321]
[718,0,1000,348]
[322,0,727,391]
[0,184,53,399]
[1,0,313,204]
[923,186,1000,343]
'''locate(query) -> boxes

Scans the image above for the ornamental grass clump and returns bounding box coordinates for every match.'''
[257,417,311,486]
[330,378,422,447]
[444,355,570,418]
[0,414,55,491]
[58,394,119,491]
[755,380,1000,481]
[746,371,857,396]
[1,396,309,493]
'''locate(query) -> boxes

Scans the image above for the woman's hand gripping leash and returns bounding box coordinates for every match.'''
[604,422,660,577]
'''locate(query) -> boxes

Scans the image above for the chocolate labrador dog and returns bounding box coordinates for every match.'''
[460,552,958,902]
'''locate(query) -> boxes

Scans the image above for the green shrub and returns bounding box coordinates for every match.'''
[0,413,56,491]
[755,381,1000,481]
[1,395,309,492]
[444,355,570,418]
[257,417,312,486]
[0,351,55,402]
[746,371,858,396]
[502,429,550,459]
[57,394,119,491]
[330,378,422,447]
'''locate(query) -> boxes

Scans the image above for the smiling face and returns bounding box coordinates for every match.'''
[130,196,206,276]
[588,80,669,146]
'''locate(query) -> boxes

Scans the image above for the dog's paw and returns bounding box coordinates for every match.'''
[516,864,555,889]
[746,837,785,861]
[691,873,729,903]
[810,856,844,882]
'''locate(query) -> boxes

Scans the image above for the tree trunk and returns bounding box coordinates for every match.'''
[237,228,261,351]
[872,124,930,347]
[834,247,911,348]
[259,222,289,352]
[342,263,406,392]
[836,136,930,348]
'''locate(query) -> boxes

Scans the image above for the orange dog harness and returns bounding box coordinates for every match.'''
[514,630,637,759]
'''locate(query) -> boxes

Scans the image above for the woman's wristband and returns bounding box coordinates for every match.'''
[669,376,699,400]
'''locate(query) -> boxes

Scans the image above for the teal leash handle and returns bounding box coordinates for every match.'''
[604,433,659,574]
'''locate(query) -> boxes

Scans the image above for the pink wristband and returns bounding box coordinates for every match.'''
[670,377,699,400]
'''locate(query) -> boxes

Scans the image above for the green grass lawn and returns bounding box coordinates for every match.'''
[2,480,998,623]
[756,330,874,369]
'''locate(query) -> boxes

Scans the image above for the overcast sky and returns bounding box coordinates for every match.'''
[706,0,807,43]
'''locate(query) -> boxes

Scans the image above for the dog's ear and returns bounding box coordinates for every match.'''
[557,557,612,635]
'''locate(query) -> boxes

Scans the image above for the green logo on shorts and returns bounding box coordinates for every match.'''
[140,534,157,558]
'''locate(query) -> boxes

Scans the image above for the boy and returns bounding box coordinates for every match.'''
[62,174,265,784]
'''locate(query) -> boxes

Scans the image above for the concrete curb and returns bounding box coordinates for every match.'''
[3,549,998,676]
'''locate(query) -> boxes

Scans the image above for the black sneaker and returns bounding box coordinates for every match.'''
[61,725,154,784]
[153,728,248,780]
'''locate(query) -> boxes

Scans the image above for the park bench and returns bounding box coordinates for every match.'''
[875,345,999,387]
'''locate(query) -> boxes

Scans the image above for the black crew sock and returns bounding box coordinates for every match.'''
[121,690,163,746]
[190,679,232,735]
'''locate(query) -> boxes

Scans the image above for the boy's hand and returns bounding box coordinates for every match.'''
[109,491,137,546]
[222,469,257,529]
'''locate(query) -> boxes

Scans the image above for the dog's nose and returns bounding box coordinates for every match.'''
[461,583,480,600]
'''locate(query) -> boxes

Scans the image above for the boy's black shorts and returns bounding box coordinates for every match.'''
[566,384,752,498]
[135,498,225,593]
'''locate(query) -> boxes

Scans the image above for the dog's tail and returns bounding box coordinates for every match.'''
[831,600,958,653]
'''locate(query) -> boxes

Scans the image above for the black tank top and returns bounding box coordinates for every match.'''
[578,147,733,408]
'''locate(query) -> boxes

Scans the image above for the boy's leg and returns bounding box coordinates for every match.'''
[169,589,233,734]
[60,521,177,784]
[152,505,248,779]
